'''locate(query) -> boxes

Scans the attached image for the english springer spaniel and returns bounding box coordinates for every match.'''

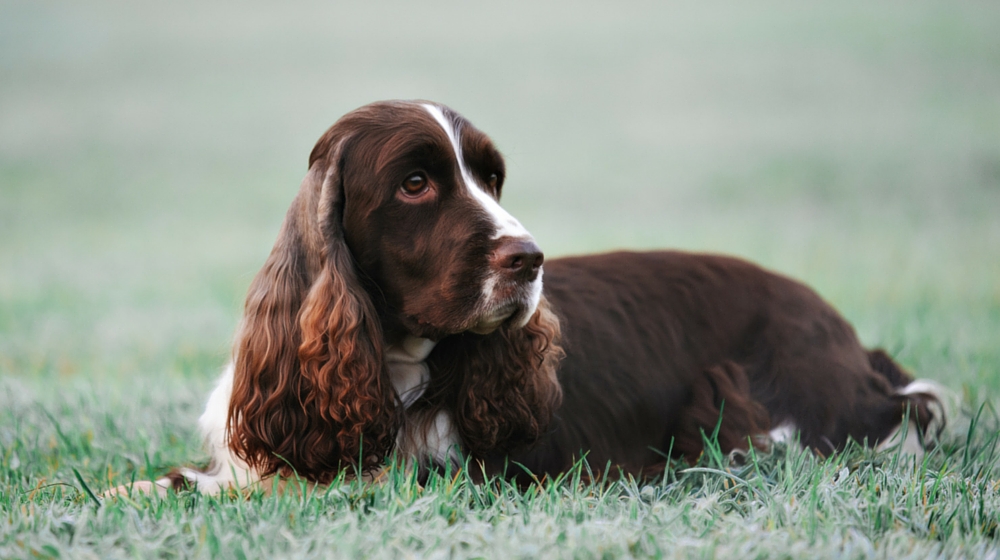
[115,100,944,495]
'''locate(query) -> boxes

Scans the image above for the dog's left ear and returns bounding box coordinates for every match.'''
[228,131,399,484]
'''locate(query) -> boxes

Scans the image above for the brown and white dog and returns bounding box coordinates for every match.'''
[129,100,943,495]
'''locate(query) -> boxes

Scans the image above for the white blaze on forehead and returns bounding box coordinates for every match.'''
[422,104,531,240]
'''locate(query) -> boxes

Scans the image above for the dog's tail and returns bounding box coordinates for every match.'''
[867,349,916,389]
[868,349,948,455]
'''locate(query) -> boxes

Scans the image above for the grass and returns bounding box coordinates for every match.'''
[2,0,1000,557]
[3,386,999,558]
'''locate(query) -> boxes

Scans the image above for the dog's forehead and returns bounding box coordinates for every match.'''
[345,101,460,139]
[357,102,497,151]
[352,102,501,172]
[309,100,499,176]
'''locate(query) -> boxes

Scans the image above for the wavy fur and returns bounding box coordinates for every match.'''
[422,297,564,456]
[227,135,399,484]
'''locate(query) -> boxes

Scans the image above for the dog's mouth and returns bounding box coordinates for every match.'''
[467,270,544,335]
[401,301,519,340]
[401,270,543,339]
[468,302,520,335]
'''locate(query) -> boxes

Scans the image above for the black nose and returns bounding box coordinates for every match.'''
[492,238,544,281]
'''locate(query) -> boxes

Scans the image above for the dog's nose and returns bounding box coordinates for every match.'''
[493,238,544,281]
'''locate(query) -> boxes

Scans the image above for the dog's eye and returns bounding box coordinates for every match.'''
[488,173,499,190]
[401,173,428,195]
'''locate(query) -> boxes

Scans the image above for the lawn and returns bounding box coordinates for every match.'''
[2,1,999,557]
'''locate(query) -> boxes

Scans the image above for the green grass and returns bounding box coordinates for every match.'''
[2,1,999,557]
[3,385,999,558]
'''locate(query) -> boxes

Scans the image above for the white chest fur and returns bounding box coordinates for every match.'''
[386,336,436,407]
[387,336,462,466]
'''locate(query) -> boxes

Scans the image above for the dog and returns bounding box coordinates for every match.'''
[110,100,943,496]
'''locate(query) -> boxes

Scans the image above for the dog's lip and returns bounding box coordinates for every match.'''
[468,302,519,335]
[401,301,519,338]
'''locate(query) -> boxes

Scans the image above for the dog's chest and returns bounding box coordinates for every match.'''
[386,336,462,466]
[386,336,436,407]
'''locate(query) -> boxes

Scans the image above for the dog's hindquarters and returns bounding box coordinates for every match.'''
[866,350,947,455]
[744,274,946,456]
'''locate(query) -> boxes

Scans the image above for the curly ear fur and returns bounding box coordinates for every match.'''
[426,297,564,457]
[227,139,398,484]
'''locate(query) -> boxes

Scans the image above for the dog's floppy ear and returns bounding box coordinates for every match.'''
[428,297,564,457]
[227,133,398,484]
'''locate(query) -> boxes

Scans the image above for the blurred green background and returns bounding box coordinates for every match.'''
[2,0,998,399]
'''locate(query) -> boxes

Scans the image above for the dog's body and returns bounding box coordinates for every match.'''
[120,101,940,495]
[506,251,936,478]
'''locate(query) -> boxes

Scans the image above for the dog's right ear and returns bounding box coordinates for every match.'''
[227,131,398,484]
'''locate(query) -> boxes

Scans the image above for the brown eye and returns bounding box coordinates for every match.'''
[488,173,499,190]
[401,173,428,195]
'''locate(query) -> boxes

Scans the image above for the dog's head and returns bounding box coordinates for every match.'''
[309,101,543,340]
[226,101,561,482]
